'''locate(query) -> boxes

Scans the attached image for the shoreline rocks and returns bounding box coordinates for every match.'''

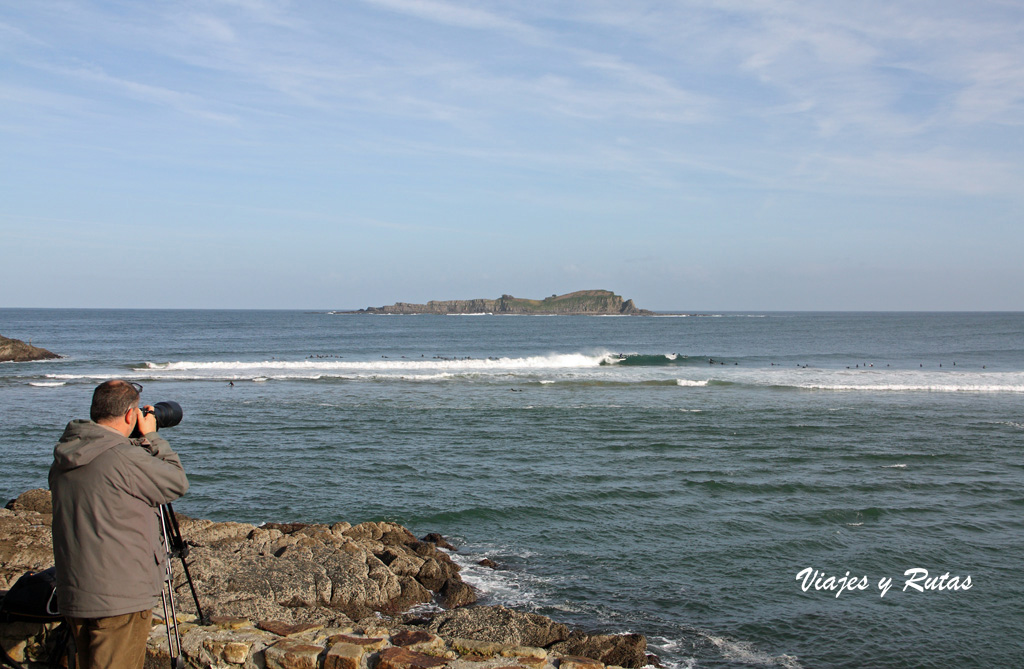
[1,490,648,668]
[0,335,60,363]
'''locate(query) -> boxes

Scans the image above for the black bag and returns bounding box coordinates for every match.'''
[0,567,73,669]
[0,568,60,623]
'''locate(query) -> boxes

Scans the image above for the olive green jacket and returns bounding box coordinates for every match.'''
[49,420,189,618]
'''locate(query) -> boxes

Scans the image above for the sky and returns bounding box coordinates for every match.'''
[2,1,1023,311]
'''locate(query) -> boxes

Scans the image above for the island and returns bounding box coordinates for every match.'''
[0,334,60,362]
[348,290,654,316]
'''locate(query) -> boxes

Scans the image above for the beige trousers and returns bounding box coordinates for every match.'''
[68,609,152,669]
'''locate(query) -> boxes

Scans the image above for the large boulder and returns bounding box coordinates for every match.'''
[0,492,55,590]
[427,606,571,648]
[4,490,52,514]
[427,607,647,667]
[550,631,648,668]
[167,517,460,624]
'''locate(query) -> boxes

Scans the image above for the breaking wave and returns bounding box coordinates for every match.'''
[25,353,1021,394]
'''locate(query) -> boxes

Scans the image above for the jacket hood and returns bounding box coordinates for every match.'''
[52,420,129,472]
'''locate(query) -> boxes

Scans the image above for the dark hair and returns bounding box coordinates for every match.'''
[90,380,140,422]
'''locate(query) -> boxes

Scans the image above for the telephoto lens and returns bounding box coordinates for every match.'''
[148,401,183,430]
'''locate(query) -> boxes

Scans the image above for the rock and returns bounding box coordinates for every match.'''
[501,646,548,661]
[0,620,65,665]
[199,633,262,665]
[189,550,332,615]
[448,638,506,657]
[549,633,647,668]
[391,630,435,647]
[257,620,324,637]
[209,615,253,630]
[173,538,432,622]
[325,641,365,669]
[378,546,426,577]
[421,533,456,551]
[343,521,415,544]
[428,606,570,649]
[390,630,446,654]
[179,517,257,548]
[0,334,60,362]
[263,522,310,534]
[264,637,325,669]
[439,578,477,609]
[326,634,387,651]
[410,543,460,591]
[377,647,450,669]
[558,657,605,669]
[5,489,53,514]
[0,502,55,590]
[223,640,252,664]
[478,559,499,569]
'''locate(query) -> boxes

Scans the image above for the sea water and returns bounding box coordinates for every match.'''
[1,309,1022,668]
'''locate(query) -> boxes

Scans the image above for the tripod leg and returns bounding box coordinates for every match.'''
[163,503,207,624]
[159,506,186,669]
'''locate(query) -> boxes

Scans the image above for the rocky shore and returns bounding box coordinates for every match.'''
[350,291,653,316]
[0,335,60,363]
[1,490,649,669]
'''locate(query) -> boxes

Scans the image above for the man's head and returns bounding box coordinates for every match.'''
[91,380,141,424]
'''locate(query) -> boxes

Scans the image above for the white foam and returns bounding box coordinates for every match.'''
[798,382,1024,393]
[706,635,803,667]
[883,464,908,469]
[79,356,1024,395]
[729,368,1024,394]
[29,381,66,387]
[141,352,609,373]
[448,550,548,610]
[646,637,699,669]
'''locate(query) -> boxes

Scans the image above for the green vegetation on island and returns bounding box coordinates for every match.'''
[353,290,654,315]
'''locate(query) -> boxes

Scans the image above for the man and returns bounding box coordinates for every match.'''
[49,380,189,668]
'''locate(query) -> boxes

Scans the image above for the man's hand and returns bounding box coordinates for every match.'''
[137,405,158,435]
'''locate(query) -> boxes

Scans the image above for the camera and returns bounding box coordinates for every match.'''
[131,401,183,437]
[142,401,184,429]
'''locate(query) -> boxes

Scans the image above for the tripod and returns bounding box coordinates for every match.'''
[157,503,205,669]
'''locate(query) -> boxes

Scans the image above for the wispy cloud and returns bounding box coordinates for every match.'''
[37,61,238,124]
[358,0,534,35]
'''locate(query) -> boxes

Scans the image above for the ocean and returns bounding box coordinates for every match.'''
[1,309,1022,668]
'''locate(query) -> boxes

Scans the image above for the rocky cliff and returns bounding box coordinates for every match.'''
[0,335,60,363]
[0,490,650,669]
[356,291,652,316]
